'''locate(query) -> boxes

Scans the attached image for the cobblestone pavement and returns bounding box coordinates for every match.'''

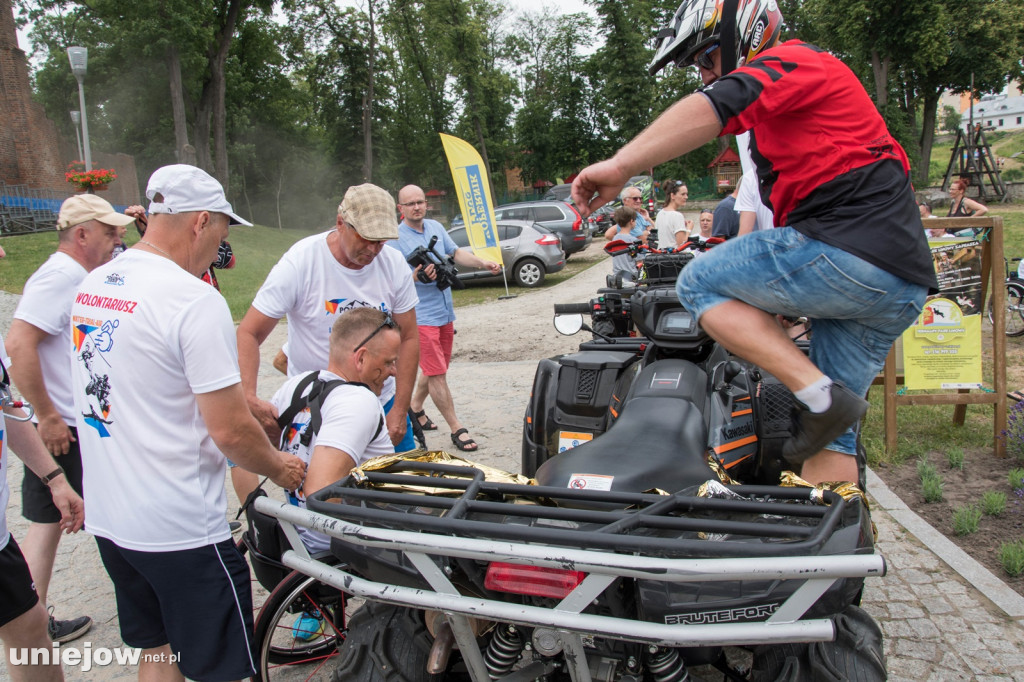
[3,285,1024,679]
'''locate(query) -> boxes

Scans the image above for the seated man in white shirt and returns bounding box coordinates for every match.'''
[268,307,399,641]
[270,307,399,554]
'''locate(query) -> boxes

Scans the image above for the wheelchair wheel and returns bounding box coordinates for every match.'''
[252,569,349,680]
[988,281,1024,337]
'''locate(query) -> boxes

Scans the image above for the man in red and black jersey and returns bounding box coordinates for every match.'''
[572,0,936,485]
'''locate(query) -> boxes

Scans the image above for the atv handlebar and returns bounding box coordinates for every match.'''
[553,302,594,315]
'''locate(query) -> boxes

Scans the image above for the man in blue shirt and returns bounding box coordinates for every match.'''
[389,185,500,452]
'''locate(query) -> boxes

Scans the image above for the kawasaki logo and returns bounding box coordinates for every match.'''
[723,421,754,440]
[665,603,779,625]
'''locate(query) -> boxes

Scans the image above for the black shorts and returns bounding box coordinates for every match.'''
[95,537,256,681]
[0,536,40,628]
[22,426,84,523]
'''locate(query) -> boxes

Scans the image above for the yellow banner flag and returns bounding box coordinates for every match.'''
[439,133,503,264]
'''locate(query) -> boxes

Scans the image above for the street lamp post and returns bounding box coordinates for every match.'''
[66,47,91,171]
[69,110,83,162]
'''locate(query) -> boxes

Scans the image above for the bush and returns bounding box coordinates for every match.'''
[1010,468,1024,490]
[922,474,944,503]
[999,539,1024,577]
[980,491,1006,516]
[947,447,965,470]
[917,456,937,481]
[917,456,944,501]
[952,505,982,536]
[1001,401,1024,460]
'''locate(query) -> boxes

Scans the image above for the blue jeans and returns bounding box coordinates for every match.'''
[677,227,927,455]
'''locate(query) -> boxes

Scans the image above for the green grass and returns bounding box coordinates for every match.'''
[0,224,319,321]
[0,225,602,319]
[203,225,319,319]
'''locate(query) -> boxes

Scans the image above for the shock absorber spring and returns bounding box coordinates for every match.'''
[484,623,524,679]
[647,647,689,682]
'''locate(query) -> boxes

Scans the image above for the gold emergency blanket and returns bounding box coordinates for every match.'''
[350,450,533,496]
[778,471,869,507]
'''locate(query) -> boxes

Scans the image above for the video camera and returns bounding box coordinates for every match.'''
[405,235,464,291]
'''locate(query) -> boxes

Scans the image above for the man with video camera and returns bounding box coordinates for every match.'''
[389,185,500,452]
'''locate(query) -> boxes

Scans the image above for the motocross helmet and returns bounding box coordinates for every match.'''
[649,0,783,77]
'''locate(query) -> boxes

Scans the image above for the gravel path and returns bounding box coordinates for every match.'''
[3,244,1024,680]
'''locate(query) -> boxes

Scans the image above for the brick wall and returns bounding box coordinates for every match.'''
[0,0,65,191]
[0,0,139,204]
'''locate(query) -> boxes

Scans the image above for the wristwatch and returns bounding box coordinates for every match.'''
[40,466,65,486]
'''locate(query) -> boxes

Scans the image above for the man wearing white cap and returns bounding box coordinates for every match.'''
[5,193,132,644]
[237,184,419,457]
[69,164,305,681]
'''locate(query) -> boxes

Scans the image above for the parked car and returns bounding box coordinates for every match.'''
[588,204,615,236]
[447,220,565,287]
[488,200,591,257]
[542,183,572,202]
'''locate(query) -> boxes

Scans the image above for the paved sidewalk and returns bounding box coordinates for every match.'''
[3,357,1024,679]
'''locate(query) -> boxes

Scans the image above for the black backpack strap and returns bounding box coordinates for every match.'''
[276,372,319,446]
[301,379,384,447]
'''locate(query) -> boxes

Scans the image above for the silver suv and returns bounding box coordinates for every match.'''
[454,200,591,257]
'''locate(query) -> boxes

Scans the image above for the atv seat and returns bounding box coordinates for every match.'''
[535,359,715,507]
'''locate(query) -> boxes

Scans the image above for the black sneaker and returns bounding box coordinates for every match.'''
[782,382,868,465]
[229,520,243,534]
[48,609,93,644]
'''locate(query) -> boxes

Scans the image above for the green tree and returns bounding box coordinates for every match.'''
[941,105,962,136]
[20,0,273,186]
[588,0,662,148]
[785,0,1024,185]
[510,11,605,185]
[442,0,516,197]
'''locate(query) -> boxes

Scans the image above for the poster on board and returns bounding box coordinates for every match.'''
[902,238,984,390]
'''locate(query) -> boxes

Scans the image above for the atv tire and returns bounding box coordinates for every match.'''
[330,602,434,681]
[750,605,885,681]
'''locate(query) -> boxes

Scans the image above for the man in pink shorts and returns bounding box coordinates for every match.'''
[389,185,500,452]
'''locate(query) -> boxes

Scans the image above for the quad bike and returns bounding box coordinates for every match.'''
[253,250,887,681]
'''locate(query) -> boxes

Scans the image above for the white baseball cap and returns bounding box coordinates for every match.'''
[146,164,252,226]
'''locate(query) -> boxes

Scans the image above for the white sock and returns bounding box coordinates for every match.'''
[795,376,833,413]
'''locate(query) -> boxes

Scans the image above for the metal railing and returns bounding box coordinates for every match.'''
[1,181,129,236]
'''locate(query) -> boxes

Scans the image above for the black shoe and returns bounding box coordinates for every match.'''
[48,609,93,644]
[229,520,243,534]
[782,382,868,465]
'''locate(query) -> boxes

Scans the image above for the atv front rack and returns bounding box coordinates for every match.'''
[256,462,885,682]
[305,461,857,558]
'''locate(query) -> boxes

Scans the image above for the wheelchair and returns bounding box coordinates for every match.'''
[240,489,350,681]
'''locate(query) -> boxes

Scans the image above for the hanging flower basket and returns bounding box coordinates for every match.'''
[65,162,117,192]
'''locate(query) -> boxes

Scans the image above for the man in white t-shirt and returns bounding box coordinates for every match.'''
[5,194,132,644]
[70,164,305,682]
[237,184,419,469]
[0,338,85,681]
[735,131,774,235]
[271,307,399,554]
